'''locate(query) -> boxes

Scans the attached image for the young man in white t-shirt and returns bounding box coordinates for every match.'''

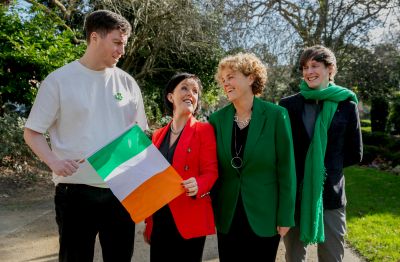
[24,10,147,262]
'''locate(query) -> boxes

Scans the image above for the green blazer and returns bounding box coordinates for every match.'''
[208,96,296,237]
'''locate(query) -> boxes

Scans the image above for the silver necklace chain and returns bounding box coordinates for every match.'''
[170,125,182,135]
[234,114,251,129]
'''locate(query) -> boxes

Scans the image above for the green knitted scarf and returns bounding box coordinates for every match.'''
[299,79,358,245]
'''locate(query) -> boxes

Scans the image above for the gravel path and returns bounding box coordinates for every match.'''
[0,199,364,262]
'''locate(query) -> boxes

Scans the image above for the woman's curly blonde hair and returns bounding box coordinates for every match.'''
[215,52,268,96]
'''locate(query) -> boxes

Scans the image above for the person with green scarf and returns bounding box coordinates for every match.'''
[279,45,363,262]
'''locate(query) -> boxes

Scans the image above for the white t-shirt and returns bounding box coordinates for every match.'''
[25,60,148,187]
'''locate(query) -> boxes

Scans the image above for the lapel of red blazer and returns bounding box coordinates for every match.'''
[173,116,196,169]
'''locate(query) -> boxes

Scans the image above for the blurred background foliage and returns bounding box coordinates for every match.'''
[1,0,400,168]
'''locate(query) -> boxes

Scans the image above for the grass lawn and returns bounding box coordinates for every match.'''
[360,119,371,133]
[361,126,371,133]
[345,166,400,262]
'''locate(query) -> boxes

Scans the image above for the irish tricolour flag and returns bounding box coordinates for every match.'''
[87,124,185,223]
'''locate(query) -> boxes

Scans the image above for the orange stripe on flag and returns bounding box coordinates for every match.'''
[121,166,185,223]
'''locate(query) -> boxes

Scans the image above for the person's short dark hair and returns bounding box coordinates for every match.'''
[299,45,337,81]
[84,10,132,43]
[164,73,203,116]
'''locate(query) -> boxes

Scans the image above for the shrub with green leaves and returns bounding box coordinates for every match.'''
[0,3,85,109]
[387,94,400,135]
[362,131,390,146]
[362,130,400,167]
[0,113,39,171]
[370,97,389,133]
[361,145,381,165]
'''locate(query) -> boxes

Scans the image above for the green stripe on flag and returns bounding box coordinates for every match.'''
[87,125,152,180]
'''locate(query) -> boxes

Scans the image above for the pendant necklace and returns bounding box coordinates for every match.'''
[231,126,243,169]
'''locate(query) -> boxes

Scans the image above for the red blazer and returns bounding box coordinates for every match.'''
[145,116,218,239]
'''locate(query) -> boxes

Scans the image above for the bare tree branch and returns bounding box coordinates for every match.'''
[218,0,395,54]
[24,0,83,44]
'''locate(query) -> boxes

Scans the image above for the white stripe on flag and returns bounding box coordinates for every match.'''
[105,144,171,201]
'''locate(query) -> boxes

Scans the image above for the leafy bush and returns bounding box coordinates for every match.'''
[387,94,400,135]
[362,131,390,147]
[384,151,400,167]
[370,97,389,133]
[0,4,85,110]
[361,130,400,168]
[0,113,41,172]
[361,145,381,165]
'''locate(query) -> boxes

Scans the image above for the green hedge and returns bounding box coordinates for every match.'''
[0,113,43,171]
[362,130,400,167]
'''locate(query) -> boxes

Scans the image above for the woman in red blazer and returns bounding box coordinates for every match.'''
[144,73,218,262]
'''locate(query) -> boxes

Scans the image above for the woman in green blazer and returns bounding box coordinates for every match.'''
[208,52,296,261]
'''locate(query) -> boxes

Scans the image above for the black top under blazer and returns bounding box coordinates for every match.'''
[280,93,363,210]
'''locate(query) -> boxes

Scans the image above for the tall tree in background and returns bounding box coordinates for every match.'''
[2,0,398,121]
[24,0,87,44]
[92,0,223,123]
[216,0,397,55]
[1,0,224,123]
[338,43,400,132]
[212,0,400,118]
[94,0,222,80]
